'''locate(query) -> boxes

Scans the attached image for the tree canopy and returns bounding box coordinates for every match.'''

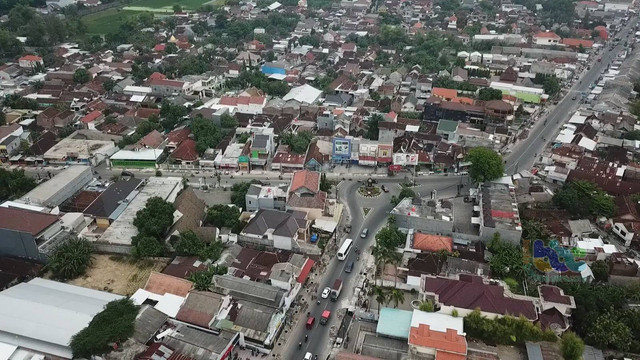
[206,204,241,229]
[466,147,504,183]
[280,131,313,154]
[464,310,557,345]
[70,299,139,358]
[174,230,224,261]
[561,331,584,360]
[131,197,175,257]
[0,168,36,202]
[543,76,561,96]
[73,68,90,84]
[478,88,503,101]
[47,237,93,280]
[191,115,222,154]
[553,180,615,218]
[366,114,382,140]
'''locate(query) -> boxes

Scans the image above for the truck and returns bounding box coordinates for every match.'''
[330,279,343,301]
[320,310,331,325]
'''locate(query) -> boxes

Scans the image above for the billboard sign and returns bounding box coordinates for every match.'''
[393,153,418,166]
[333,138,351,158]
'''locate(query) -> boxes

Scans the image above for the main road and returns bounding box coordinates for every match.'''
[505,17,639,174]
[282,176,462,360]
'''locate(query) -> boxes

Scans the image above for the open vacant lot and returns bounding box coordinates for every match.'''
[69,254,170,296]
[83,8,142,34]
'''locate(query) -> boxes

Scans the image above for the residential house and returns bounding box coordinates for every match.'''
[533,32,561,46]
[409,311,467,360]
[148,78,190,96]
[18,55,43,69]
[36,107,75,130]
[286,170,327,220]
[245,183,288,212]
[170,138,198,165]
[238,209,313,253]
[249,134,272,169]
[451,67,468,82]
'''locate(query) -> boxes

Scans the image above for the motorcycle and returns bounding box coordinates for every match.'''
[298,342,302,349]
[305,335,308,343]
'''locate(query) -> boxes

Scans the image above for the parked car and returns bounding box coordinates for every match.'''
[345,261,354,273]
[360,228,368,238]
[321,287,331,299]
[381,185,389,192]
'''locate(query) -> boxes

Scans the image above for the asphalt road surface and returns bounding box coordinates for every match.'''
[283,177,462,360]
[505,17,639,174]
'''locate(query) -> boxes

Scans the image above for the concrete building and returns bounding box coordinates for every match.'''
[20,166,93,207]
[43,137,117,166]
[0,207,62,261]
[238,209,318,254]
[93,177,183,253]
[472,182,522,244]
[0,278,122,359]
[245,183,288,212]
[391,197,454,236]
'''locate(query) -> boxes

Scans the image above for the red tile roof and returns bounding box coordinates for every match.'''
[422,275,538,320]
[144,272,193,297]
[0,207,59,235]
[534,32,561,39]
[19,55,42,61]
[297,258,315,283]
[219,96,266,106]
[561,38,594,48]
[413,233,453,252]
[154,44,166,52]
[149,72,167,81]
[139,130,165,148]
[539,285,573,305]
[171,138,198,161]
[290,169,320,193]
[81,110,102,124]
[432,88,458,100]
[167,127,191,145]
[409,324,467,355]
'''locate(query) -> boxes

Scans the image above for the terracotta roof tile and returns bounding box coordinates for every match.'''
[290,170,320,193]
[144,272,193,297]
[413,233,453,252]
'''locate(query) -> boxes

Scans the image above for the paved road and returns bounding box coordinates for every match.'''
[505,18,639,174]
[284,177,462,360]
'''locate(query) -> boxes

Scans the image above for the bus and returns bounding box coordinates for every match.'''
[337,238,353,261]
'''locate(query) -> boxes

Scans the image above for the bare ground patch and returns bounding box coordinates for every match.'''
[68,254,170,296]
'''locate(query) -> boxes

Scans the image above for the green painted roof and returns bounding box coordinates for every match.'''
[376,308,413,339]
[437,119,459,133]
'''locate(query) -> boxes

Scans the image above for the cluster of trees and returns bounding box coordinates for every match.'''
[371,218,405,285]
[173,230,224,261]
[553,180,615,218]
[559,282,640,352]
[117,115,162,148]
[280,131,313,154]
[365,114,383,140]
[432,76,478,92]
[487,234,525,281]
[0,168,36,202]
[466,147,504,183]
[468,68,491,78]
[464,310,557,345]
[206,204,245,233]
[70,299,139,358]
[224,70,290,97]
[390,185,415,206]
[229,180,261,209]
[131,197,175,257]
[478,88,504,101]
[191,115,222,154]
[46,237,93,280]
[370,286,406,311]
[210,12,299,47]
[533,74,561,96]
[160,101,188,131]
[3,94,39,110]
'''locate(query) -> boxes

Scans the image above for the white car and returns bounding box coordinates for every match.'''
[304,352,313,360]
[321,287,331,299]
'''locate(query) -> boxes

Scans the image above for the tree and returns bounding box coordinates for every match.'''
[586,311,632,351]
[478,88,503,101]
[0,168,36,201]
[102,79,116,92]
[206,204,241,229]
[73,68,90,83]
[230,181,261,209]
[0,111,5,126]
[366,114,382,140]
[191,115,221,154]
[173,3,182,12]
[220,113,238,128]
[47,237,93,280]
[553,181,615,218]
[391,185,415,206]
[370,91,381,101]
[133,197,175,239]
[591,260,609,282]
[466,147,504,183]
[372,286,387,313]
[388,289,405,308]
[561,331,584,360]
[487,233,525,280]
[132,235,165,257]
[463,310,557,345]
[280,131,313,154]
[319,173,331,192]
[237,133,250,143]
[543,76,561,96]
[70,299,139,358]
[624,130,640,140]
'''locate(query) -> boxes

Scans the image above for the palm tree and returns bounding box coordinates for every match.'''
[386,250,402,287]
[371,244,390,285]
[389,289,405,308]
[372,286,388,314]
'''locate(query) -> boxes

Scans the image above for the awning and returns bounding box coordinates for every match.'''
[297,259,315,283]
[312,219,338,233]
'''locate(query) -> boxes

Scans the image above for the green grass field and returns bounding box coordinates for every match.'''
[84,0,214,34]
[83,8,142,34]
